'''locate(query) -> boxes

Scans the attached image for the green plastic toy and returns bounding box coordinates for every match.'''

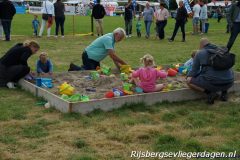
[101,65,111,75]
[123,83,132,91]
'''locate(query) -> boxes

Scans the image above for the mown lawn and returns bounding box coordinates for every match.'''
[0,14,240,160]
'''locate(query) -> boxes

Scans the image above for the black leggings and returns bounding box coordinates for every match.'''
[0,64,30,86]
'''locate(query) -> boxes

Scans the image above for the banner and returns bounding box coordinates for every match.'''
[15,6,26,14]
[29,6,42,14]
[183,0,192,13]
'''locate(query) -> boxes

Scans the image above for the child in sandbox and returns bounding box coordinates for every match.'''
[184,50,198,69]
[36,52,53,76]
[130,54,167,93]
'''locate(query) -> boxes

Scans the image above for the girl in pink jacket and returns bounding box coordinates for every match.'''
[131,54,167,93]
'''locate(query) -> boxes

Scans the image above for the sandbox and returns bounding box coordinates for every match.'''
[19,71,240,114]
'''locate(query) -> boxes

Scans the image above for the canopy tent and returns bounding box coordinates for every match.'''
[207,1,232,7]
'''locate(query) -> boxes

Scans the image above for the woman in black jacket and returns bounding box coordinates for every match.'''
[54,0,65,37]
[0,40,40,88]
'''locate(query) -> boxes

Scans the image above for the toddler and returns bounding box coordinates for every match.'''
[131,54,167,93]
[36,52,53,76]
[32,15,40,36]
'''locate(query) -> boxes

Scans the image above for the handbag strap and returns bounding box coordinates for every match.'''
[45,1,48,14]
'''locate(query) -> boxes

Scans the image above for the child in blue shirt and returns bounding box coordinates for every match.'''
[32,15,40,36]
[184,50,198,69]
[136,16,141,37]
[36,52,53,76]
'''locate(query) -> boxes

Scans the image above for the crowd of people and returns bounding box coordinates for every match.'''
[0,0,239,105]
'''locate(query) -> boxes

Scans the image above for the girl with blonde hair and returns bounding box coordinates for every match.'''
[131,54,167,93]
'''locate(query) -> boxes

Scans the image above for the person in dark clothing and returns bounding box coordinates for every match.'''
[216,6,223,23]
[226,1,240,51]
[168,0,188,42]
[124,0,134,37]
[54,0,65,37]
[0,40,40,88]
[92,0,106,36]
[187,38,234,104]
[0,0,16,41]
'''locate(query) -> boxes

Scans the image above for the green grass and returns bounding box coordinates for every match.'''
[0,14,240,159]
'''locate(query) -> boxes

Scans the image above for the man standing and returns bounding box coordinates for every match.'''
[226,1,240,51]
[187,38,234,104]
[124,0,134,37]
[0,0,16,41]
[168,1,188,42]
[69,28,127,71]
[192,0,201,35]
[92,0,106,36]
[155,3,169,40]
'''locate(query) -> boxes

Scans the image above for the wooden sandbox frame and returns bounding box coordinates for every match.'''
[19,72,240,114]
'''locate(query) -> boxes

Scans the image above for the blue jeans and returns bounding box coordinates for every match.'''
[201,19,207,33]
[144,21,152,37]
[1,19,12,41]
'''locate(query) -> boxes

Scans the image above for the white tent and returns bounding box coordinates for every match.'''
[207,1,232,7]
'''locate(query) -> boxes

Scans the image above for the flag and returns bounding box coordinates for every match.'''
[183,0,192,13]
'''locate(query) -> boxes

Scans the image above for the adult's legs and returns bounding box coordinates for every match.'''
[5,65,30,83]
[47,27,51,37]
[226,23,240,51]
[226,18,231,33]
[82,51,100,70]
[201,19,205,33]
[39,19,46,36]
[144,21,148,37]
[125,19,130,36]
[129,19,133,35]
[98,19,103,35]
[60,16,65,36]
[95,19,100,36]
[170,21,180,40]
[1,19,11,41]
[180,22,186,41]
[159,21,167,39]
[55,17,60,36]
[146,21,152,37]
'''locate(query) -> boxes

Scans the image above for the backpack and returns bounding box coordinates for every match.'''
[206,47,235,70]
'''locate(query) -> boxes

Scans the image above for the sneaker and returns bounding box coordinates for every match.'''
[6,82,16,89]
[168,38,173,42]
[129,34,132,37]
[207,92,219,104]
[55,35,58,38]
[61,36,64,38]
[220,91,228,101]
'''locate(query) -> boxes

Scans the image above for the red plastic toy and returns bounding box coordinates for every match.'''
[105,91,114,98]
[167,68,178,76]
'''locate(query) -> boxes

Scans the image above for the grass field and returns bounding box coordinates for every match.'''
[0,14,240,160]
